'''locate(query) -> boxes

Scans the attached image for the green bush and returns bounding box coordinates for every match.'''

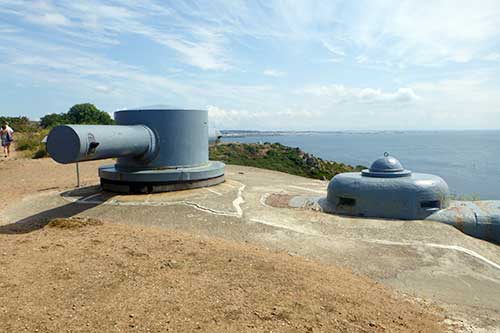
[0,116,39,132]
[33,146,48,159]
[15,129,50,158]
[210,142,366,181]
[40,103,114,128]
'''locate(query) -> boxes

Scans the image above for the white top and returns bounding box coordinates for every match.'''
[0,127,13,140]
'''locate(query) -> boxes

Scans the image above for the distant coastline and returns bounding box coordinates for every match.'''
[221,129,405,138]
[220,129,500,138]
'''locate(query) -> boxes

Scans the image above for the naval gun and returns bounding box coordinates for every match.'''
[46,107,225,193]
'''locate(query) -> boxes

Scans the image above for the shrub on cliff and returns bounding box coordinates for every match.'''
[210,142,364,181]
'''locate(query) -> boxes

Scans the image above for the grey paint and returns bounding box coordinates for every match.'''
[208,128,222,144]
[426,201,500,244]
[285,195,499,244]
[326,154,450,220]
[114,109,208,169]
[361,154,412,178]
[47,124,155,164]
[47,109,218,169]
[99,161,225,182]
[46,108,225,192]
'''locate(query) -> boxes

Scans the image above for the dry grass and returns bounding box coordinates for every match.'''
[47,217,103,229]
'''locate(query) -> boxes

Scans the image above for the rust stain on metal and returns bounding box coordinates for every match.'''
[454,213,464,231]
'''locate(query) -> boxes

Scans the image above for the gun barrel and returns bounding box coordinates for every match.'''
[208,128,222,144]
[46,124,156,164]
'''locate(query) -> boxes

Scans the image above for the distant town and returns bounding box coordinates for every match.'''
[220,129,409,137]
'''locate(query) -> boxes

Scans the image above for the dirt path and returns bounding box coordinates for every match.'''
[0,153,106,213]
[0,156,447,332]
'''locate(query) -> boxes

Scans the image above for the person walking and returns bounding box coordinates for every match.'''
[1,124,14,158]
[3,121,13,133]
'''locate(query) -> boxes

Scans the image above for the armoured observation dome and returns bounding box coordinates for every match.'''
[326,153,450,220]
[361,153,412,178]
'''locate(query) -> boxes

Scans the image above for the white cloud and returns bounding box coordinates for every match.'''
[0,34,200,104]
[346,0,500,65]
[26,12,71,27]
[355,55,368,64]
[5,0,498,71]
[484,53,500,62]
[150,29,231,70]
[301,85,420,105]
[21,1,72,27]
[0,22,19,33]
[94,85,113,93]
[321,41,345,57]
[320,40,346,62]
[0,33,283,116]
[208,105,320,130]
[0,0,232,70]
[263,69,285,77]
[406,73,500,128]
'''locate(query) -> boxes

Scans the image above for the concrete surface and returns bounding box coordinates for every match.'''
[2,165,499,331]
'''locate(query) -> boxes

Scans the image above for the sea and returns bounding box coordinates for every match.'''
[222,130,500,200]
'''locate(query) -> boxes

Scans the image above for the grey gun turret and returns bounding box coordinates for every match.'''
[46,108,225,193]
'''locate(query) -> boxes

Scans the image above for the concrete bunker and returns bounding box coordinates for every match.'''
[326,153,450,220]
[46,107,225,193]
[267,153,499,243]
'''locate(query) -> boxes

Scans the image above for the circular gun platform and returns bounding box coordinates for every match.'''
[99,161,225,194]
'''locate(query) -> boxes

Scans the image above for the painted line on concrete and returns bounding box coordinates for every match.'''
[250,218,321,236]
[298,180,327,185]
[249,217,500,272]
[259,193,273,208]
[288,185,326,194]
[232,184,246,217]
[183,201,241,217]
[79,193,102,202]
[426,244,500,271]
[364,239,500,271]
[206,188,223,196]
[62,181,247,218]
[84,198,242,218]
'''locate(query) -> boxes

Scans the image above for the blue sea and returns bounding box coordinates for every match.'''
[222,130,500,199]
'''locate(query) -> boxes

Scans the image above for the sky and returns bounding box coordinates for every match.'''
[1,0,500,130]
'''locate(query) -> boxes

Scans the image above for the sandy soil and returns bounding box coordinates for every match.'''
[0,150,107,213]
[0,152,446,332]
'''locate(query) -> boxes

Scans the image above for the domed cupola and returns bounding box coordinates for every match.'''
[361,153,411,178]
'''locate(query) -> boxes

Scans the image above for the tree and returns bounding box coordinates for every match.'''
[67,103,114,125]
[40,113,69,128]
[40,103,114,128]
